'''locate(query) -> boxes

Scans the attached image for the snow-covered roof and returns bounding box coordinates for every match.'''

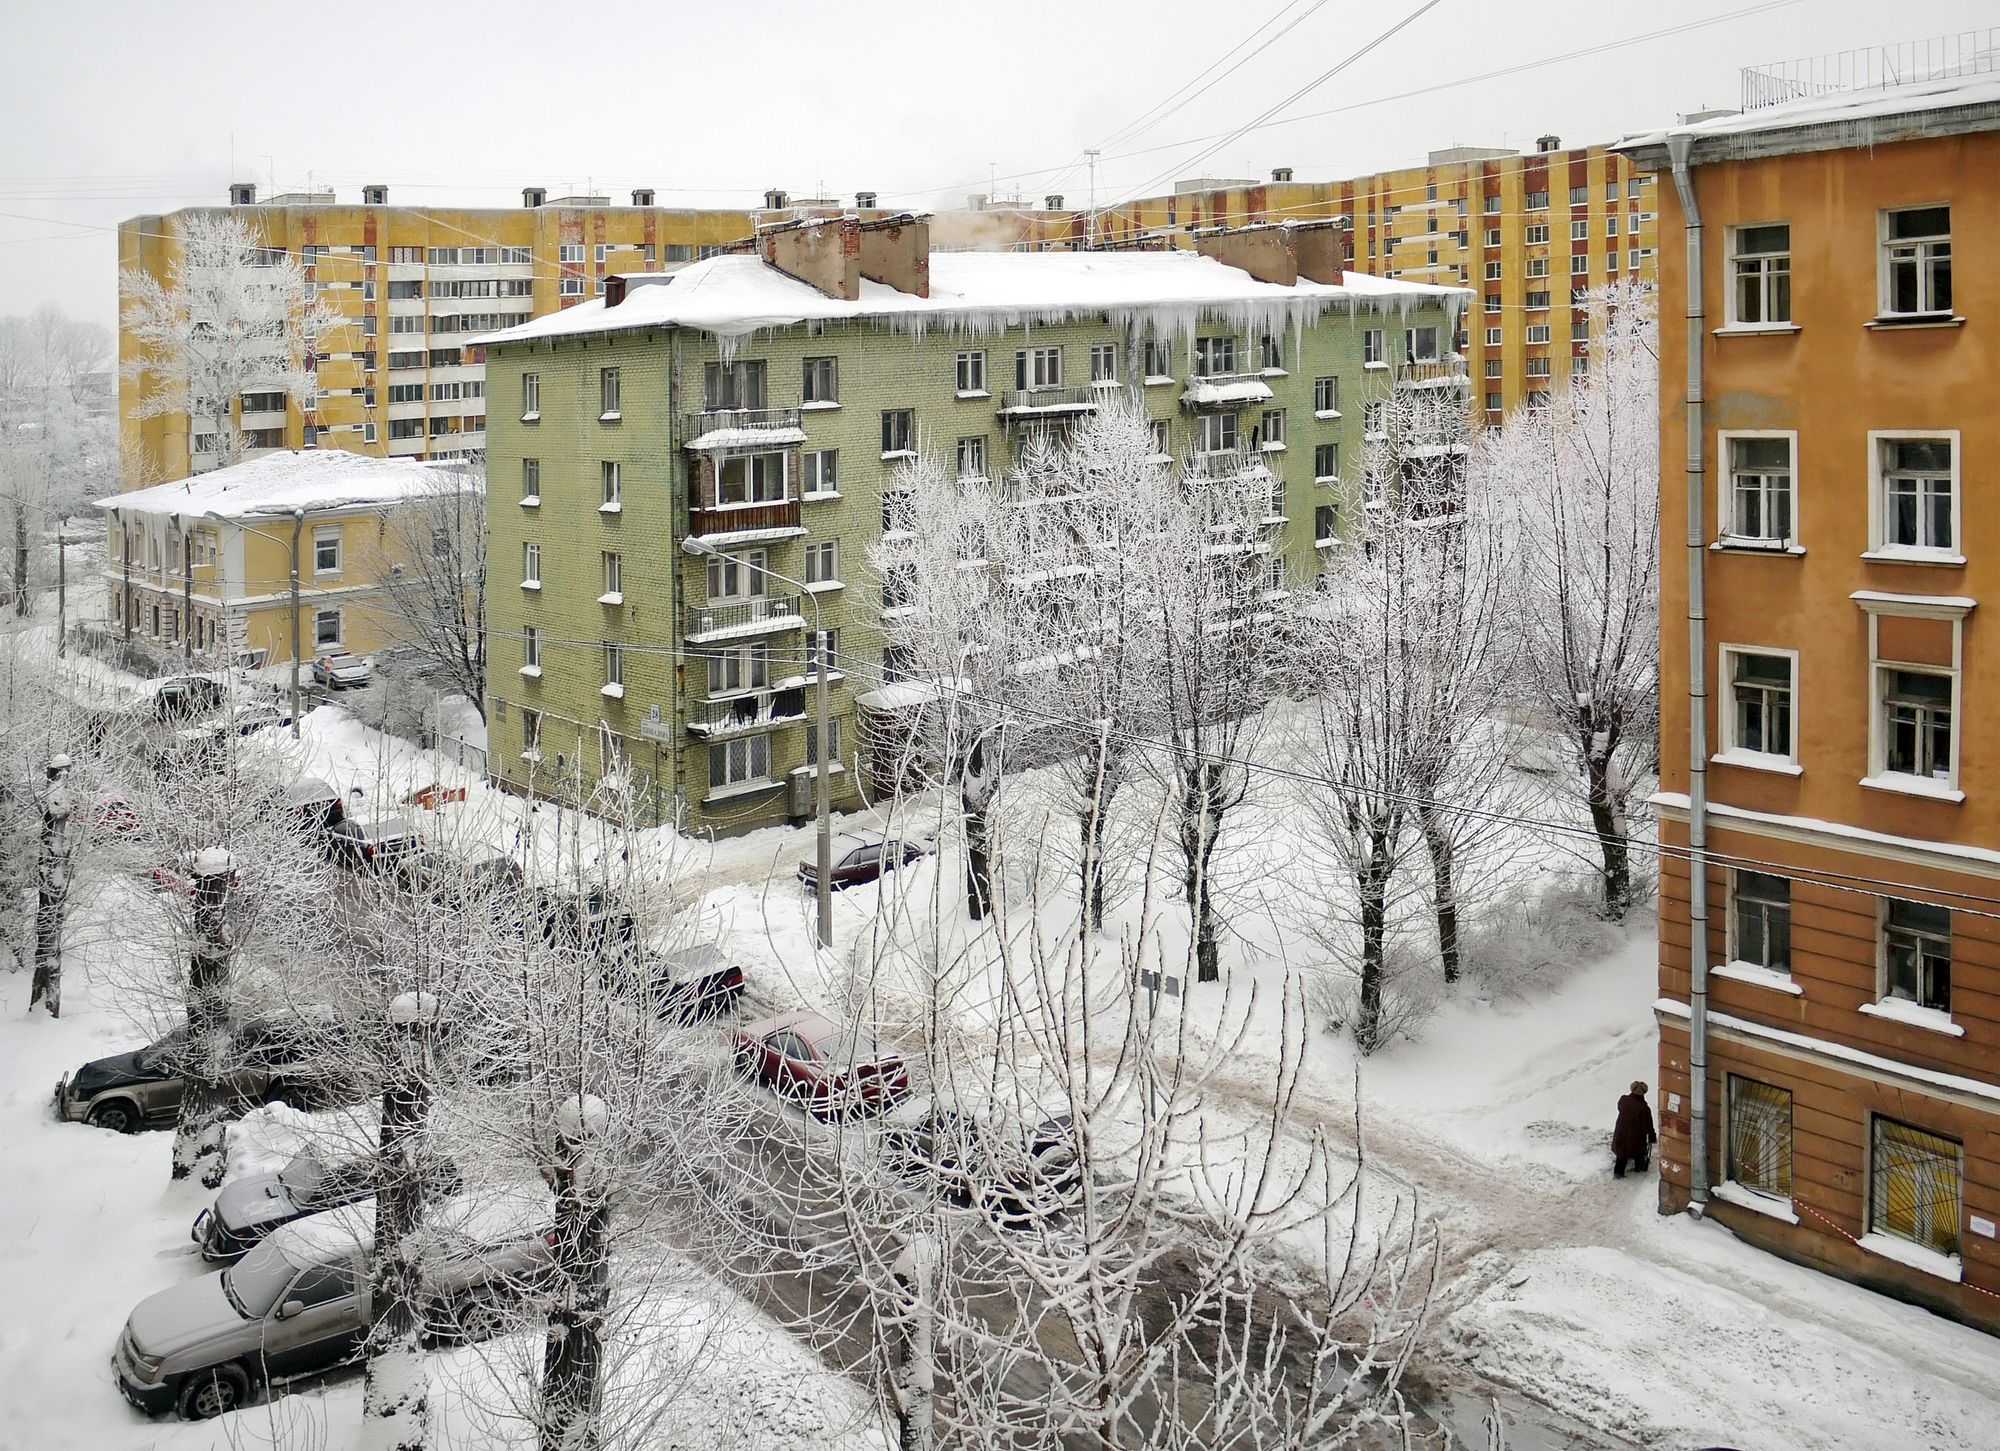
[474,251,1467,350]
[97,450,475,523]
[1616,67,2000,161]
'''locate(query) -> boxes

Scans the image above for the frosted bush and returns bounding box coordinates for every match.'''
[1310,940,1443,1048]
[1459,878,1622,999]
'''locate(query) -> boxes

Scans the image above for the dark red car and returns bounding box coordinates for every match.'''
[796,832,935,892]
[733,1010,911,1117]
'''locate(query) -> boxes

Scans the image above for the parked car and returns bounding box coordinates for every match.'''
[192,1151,462,1264]
[391,848,525,910]
[796,832,935,892]
[284,776,345,838]
[116,1203,555,1419]
[883,1100,1080,1224]
[54,1008,352,1133]
[326,815,421,871]
[310,653,372,690]
[621,942,746,1024]
[533,883,638,955]
[734,1009,911,1118]
[154,675,227,723]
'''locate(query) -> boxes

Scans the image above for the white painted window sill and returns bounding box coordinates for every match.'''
[1364,361,1390,371]
[703,777,784,805]
[1260,440,1287,453]
[800,400,841,411]
[520,749,542,764]
[1713,323,1801,337]
[1856,1231,1962,1283]
[1142,376,1175,387]
[520,412,540,424]
[802,580,844,595]
[1314,536,1339,550]
[1864,314,1965,332]
[1712,1180,1801,1224]
[599,502,622,515]
[789,761,847,779]
[1314,475,1340,486]
[1712,960,1803,996]
[802,490,842,502]
[954,390,990,401]
[599,411,622,423]
[1712,538,1804,556]
[1862,548,1965,567]
[1860,772,1964,804]
[520,495,541,508]
[1314,409,1342,420]
[1859,998,1965,1037]
[1258,367,1289,378]
[881,450,917,462]
[598,592,624,606]
[521,580,541,592]
[517,665,542,678]
[600,683,625,699]
[1711,749,1802,777]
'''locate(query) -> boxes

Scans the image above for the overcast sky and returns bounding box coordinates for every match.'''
[2,0,1991,332]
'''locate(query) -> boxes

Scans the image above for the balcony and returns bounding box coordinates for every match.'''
[683,593,808,643]
[681,406,806,449]
[1185,447,1272,482]
[1397,359,1471,390]
[1179,373,1275,409]
[687,496,803,541]
[995,385,1100,417]
[685,688,810,738]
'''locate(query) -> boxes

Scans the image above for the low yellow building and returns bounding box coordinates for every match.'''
[97,450,472,668]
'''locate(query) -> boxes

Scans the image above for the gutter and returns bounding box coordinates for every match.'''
[1667,132,1711,1216]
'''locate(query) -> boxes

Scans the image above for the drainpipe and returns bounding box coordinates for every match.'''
[1668,132,1711,1217]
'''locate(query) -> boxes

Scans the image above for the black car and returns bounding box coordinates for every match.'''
[797,833,935,892]
[620,943,747,1024]
[883,1104,1080,1224]
[193,1151,462,1263]
[153,676,227,723]
[391,849,526,910]
[327,815,422,871]
[534,884,638,955]
[285,777,345,838]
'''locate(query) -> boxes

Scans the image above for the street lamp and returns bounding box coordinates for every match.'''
[682,537,833,948]
[205,506,307,739]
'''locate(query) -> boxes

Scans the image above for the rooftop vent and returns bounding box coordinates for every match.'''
[1272,167,1294,182]
[229,182,256,206]
[523,186,547,208]
[855,191,879,208]
[631,188,655,207]
[1536,134,1562,153]
[363,184,388,205]
[764,188,790,210]
[1045,194,1064,210]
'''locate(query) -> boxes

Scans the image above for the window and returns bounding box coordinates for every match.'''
[1015,347,1062,389]
[1314,503,1338,545]
[802,356,838,404]
[1194,336,1237,377]
[601,461,622,509]
[1525,356,1552,378]
[1872,434,1958,555]
[599,368,621,419]
[1484,261,1503,281]
[1526,257,1550,279]
[1258,409,1285,447]
[955,350,987,394]
[1485,293,1501,314]
[363,422,377,444]
[1484,228,1500,247]
[1526,324,1551,345]
[704,361,766,411]
[709,734,771,789]
[1571,355,1590,378]
[706,549,767,602]
[1569,185,1588,206]
[521,709,542,758]
[521,627,540,672]
[716,453,787,505]
[1881,668,1952,781]
[1313,376,1338,415]
[1196,412,1237,453]
[804,450,838,496]
[1726,1077,1794,1201]
[1570,220,1588,241]
[1571,254,1590,276]
[1723,434,1794,544]
[883,490,915,534]
[1484,194,1500,214]
[1525,224,1550,245]
[881,409,915,456]
[1363,330,1384,366]
[1404,325,1440,362]
[804,539,838,585]
[1525,191,1549,211]
[1485,359,1502,378]
[1485,392,1503,413]
[1869,1117,1960,1260]
[602,551,622,600]
[1312,441,1340,482]
[314,609,341,647]
[1257,333,1283,372]
[521,458,541,503]
[1881,898,1953,1014]
[559,244,584,264]
[1525,291,1551,311]
[1728,224,1791,326]
[707,642,770,695]
[1363,400,1387,438]
[1149,419,1170,457]
[1607,215,1619,237]
[956,435,988,480]
[1143,339,1173,379]
[804,628,840,677]
[805,716,844,767]
[521,374,541,421]
[1485,328,1502,348]
[1731,871,1792,973]
[390,246,420,264]
[313,529,341,575]
[1090,343,1118,382]
[560,277,583,297]
[1881,206,1951,317]
[603,643,623,693]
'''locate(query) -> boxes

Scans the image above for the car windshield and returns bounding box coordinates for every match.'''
[222,1242,298,1318]
[829,1030,888,1066]
[275,1156,326,1202]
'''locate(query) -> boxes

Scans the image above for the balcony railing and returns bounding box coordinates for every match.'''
[1397,359,1471,389]
[1179,372,1275,408]
[685,689,810,737]
[688,496,803,538]
[680,406,804,446]
[1185,447,1271,481]
[996,385,1100,416]
[682,593,807,642]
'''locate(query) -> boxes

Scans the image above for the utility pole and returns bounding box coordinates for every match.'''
[180,515,194,666]
[55,521,68,659]
[289,508,304,737]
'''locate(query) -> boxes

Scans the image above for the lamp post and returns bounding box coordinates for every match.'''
[207,507,306,739]
[682,537,832,948]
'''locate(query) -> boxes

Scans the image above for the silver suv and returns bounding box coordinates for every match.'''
[115,1205,555,1420]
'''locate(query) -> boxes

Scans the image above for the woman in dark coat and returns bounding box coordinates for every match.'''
[1613,1080,1656,1178]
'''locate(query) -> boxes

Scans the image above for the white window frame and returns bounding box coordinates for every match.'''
[956,435,988,481]
[312,527,342,577]
[1867,430,1961,562]
[955,350,987,396]
[1855,593,1970,800]
[803,449,839,497]
[314,608,342,648]
[1878,205,1953,319]
[1717,429,1798,549]
[1525,324,1551,345]
[599,367,621,421]
[1312,376,1339,416]
[1484,327,1502,347]
[601,460,623,512]
[522,541,541,590]
[1726,222,1793,328]
[521,373,541,423]
[1362,330,1385,367]
[1196,412,1237,454]
[1716,642,1800,773]
[1090,343,1118,383]
[522,457,541,505]
[804,538,839,586]
[716,451,788,507]
[601,550,623,603]
[708,733,772,791]
[603,642,624,695]
[706,548,769,603]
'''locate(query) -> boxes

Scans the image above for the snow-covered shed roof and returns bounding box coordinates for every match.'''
[473,251,1468,351]
[1615,66,2000,165]
[98,450,475,524]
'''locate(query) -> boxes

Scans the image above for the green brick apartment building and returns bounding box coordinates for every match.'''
[476,214,1467,831]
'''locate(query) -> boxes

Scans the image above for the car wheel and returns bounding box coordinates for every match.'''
[87,1099,141,1134]
[176,1364,250,1421]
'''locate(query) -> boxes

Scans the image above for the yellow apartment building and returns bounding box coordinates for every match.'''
[97,449,473,668]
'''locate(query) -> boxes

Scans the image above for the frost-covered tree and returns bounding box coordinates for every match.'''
[0,306,113,613]
[366,459,488,721]
[1483,282,1659,918]
[120,211,339,478]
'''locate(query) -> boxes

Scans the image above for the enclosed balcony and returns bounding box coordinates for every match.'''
[995,385,1100,418]
[687,450,805,541]
[682,593,808,643]
[1397,359,1471,390]
[1179,373,1275,409]
[685,688,810,738]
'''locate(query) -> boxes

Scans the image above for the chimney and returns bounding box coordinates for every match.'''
[1291,218,1353,284]
[229,182,256,207]
[362,183,388,205]
[1046,194,1064,210]
[604,275,630,307]
[1536,134,1561,154]
[760,216,861,300]
[523,186,547,208]
[857,214,931,298]
[763,187,790,210]
[855,191,878,209]
[1193,223,1297,286]
[1271,167,1294,182]
[631,188,655,207]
